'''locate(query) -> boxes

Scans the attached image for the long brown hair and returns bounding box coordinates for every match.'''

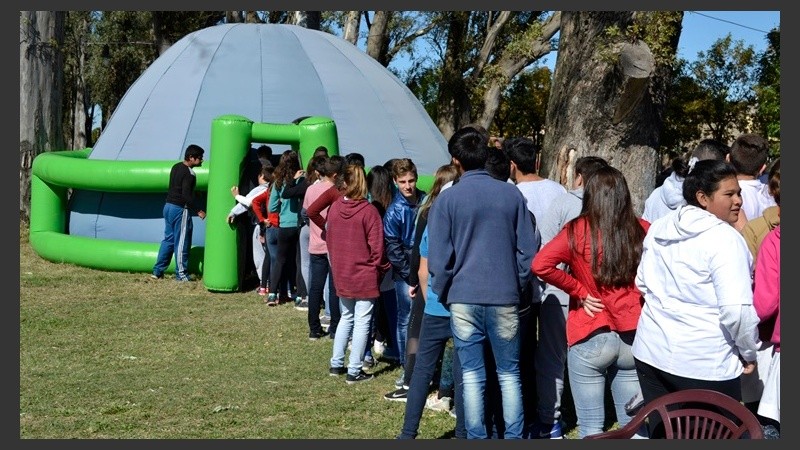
[273,150,302,190]
[567,166,645,287]
[417,164,459,221]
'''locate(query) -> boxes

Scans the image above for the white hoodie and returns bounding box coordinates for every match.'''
[641,172,685,223]
[633,205,761,380]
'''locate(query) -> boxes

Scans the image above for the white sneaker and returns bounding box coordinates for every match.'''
[372,340,386,356]
[425,393,453,413]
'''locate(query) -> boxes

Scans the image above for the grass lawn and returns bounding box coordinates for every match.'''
[20,225,598,439]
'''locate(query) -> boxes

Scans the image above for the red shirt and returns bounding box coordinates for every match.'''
[251,187,280,228]
[532,217,650,346]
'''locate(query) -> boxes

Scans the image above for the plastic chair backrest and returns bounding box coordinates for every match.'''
[584,389,764,439]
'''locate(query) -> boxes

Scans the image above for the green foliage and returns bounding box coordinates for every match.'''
[662,34,762,150]
[491,66,551,139]
[754,28,780,157]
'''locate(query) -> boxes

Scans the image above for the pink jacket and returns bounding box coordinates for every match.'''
[753,225,780,352]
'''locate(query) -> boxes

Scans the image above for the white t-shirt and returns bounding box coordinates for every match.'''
[738,178,777,222]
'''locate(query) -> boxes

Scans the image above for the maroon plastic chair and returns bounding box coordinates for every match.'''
[584,389,764,439]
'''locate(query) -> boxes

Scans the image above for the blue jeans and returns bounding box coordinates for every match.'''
[568,330,645,438]
[330,298,375,377]
[450,303,523,439]
[393,280,413,366]
[153,203,193,281]
[399,314,466,439]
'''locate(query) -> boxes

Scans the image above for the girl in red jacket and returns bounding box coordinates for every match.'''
[531,166,649,438]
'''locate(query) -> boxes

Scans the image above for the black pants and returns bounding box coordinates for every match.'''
[634,358,742,438]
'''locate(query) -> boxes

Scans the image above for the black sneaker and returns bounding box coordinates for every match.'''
[329,366,347,376]
[384,386,409,402]
[309,330,328,341]
[345,370,374,385]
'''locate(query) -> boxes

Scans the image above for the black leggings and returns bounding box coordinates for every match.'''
[269,227,306,298]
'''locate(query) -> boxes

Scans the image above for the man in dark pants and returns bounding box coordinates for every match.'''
[152,144,206,282]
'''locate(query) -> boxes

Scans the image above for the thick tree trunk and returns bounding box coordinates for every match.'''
[542,11,681,215]
[20,11,65,223]
[342,11,361,45]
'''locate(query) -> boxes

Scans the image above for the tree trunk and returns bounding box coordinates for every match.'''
[20,11,65,223]
[226,11,244,23]
[342,11,361,45]
[435,12,472,140]
[292,11,321,30]
[366,11,391,66]
[542,11,681,215]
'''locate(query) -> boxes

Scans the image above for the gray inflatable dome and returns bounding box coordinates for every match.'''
[68,23,449,245]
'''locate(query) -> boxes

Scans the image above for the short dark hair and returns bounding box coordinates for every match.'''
[345,152,365,168]
[184,144,204,160]
[729,133,769,177]
[692,139,729,161]
[502,137,538,174]
[485,149,510,181]
[448,126,488,171]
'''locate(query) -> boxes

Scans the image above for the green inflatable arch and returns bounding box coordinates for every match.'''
[29,115,435,292]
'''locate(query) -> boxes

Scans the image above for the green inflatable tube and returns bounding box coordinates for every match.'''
[29,116,340,292]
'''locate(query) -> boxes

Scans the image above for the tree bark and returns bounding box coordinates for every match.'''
[292,11,321,30]
[366,11,391,66]
[20,11,65,223]
[542,11,681,215]
[435,12,471,140]
[342,11,361,45]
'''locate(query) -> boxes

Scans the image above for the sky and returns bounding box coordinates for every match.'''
[537,11,780,72]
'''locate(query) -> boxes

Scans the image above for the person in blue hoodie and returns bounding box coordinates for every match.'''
[427,126,538,439]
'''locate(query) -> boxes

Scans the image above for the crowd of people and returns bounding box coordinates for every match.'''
[157,127,779,439]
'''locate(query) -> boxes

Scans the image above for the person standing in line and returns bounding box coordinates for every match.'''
[500,137,564,436]
[397,164,464,439]
[531,155,609,438]
[632,159,761,438]
[532,166,650,439]
[427,126,538,439]
[366,164,400,366]
[306,155,348,339]
[229,165,273,291]
[642,139,728,224]
[383,158,426,390]
[752,224,780,438]
[327,164,391,384]
[739,157,780,429]
[152,144,206,282]
[262,150,305,306]
[727,133,776,230]
[302,156,341,340]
